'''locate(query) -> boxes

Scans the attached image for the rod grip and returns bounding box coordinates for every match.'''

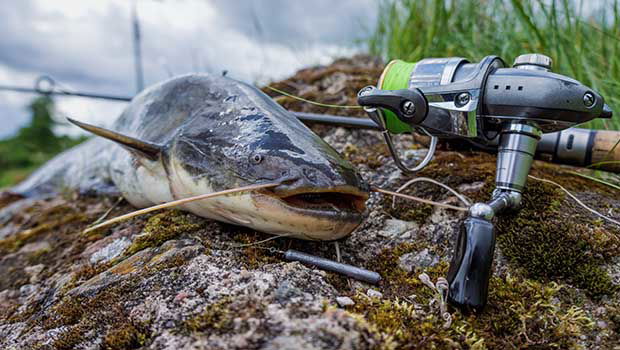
[590,130,620,173]
[447,217,496,312]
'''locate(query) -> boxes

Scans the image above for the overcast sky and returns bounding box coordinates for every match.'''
[0,0,378,138]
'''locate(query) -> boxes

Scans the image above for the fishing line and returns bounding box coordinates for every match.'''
[91,196,124,226]
[263,85,362,109]
[83,182,281,233]
[528,175,620,226]
[371,186,468,211]
[391,177,472,210]
[225,234,291,248]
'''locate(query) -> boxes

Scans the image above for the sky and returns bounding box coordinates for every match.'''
[0,0,378,138]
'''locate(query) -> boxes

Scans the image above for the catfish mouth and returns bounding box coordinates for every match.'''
[264,186,368,218]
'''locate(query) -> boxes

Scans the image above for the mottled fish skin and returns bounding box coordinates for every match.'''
[12,74,369,240]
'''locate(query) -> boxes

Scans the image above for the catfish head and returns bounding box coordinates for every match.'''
[68,75,369,240]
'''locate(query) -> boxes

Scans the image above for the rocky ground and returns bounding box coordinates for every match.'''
[1,56,620,349]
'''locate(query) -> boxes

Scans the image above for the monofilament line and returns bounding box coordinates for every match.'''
[528,175,620,226]
[264,85,363,109]
[83,182,281,233]
[371,186,468,211]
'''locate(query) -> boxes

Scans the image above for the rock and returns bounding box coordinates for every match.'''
[19,284,36,298]
[378,218,418,238]
[457,181,486,193]
[89,237,131,264]
[367,289,383,298]
[335,296,355,307]
[399,248,440,272]
[18,241,50,254]
[275,280,303,303]
[24,264,45,283]
[174,292,189,303]
[403,149,429,161]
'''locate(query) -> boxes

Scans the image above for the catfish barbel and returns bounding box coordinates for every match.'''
[11,74,370,240]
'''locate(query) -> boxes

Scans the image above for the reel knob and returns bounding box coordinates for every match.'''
[447,216,496,312]
[513,53,552,71]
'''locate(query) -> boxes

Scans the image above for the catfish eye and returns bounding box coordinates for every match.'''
[250,153,263,164]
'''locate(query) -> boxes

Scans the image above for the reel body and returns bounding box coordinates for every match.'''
[358,53,613,312]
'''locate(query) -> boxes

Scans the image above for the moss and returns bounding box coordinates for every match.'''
[146,249,198,272]
[384,201,433,223]
[370,242,449,302]
[184,296,266,336]
[60,262,113,294]
[470,276,594,349]
[349,296,467,349]
[229,229,332,270]
[37,272,154,348]
[126,210,205,255]
[102,321,150,350]
[375,152,497,223]
[346,275,593,349]
[45,297,86,328]
[49,324,90,350]
[343,142,391,169]
[325,272,351,292]
[185,298,235,333]
[496,180,619,297]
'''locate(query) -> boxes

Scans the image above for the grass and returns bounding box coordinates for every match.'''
[368,0,620,131]
[0,96,86,189]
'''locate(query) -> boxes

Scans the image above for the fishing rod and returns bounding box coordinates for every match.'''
[2,75,619,174]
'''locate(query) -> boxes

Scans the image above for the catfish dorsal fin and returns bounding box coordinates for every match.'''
[67,117,162,160]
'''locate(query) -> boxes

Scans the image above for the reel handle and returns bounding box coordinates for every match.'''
[357,86,428,125]
[447,217,496,312]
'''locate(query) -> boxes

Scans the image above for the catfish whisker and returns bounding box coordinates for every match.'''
[83,182,281,234]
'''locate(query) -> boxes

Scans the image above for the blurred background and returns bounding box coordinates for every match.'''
[0,0,617,187]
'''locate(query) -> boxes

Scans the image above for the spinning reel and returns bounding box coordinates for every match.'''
[357,53,613,312]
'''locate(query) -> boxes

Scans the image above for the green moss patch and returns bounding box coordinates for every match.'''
[184,296,266,337]
[37,273,152,349]
[370,242,443,299]
[126,210,205,255]
[496,180,619,297]
[102,320,150,350]
[347,275,593,349]
[185,297,236,334]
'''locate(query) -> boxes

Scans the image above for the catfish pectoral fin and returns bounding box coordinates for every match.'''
[67,117,162,160]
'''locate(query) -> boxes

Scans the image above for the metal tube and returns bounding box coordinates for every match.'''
[284,249,382,284]
[293,112,380,130]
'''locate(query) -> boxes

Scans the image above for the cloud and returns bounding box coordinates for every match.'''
[0,0,377,138]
